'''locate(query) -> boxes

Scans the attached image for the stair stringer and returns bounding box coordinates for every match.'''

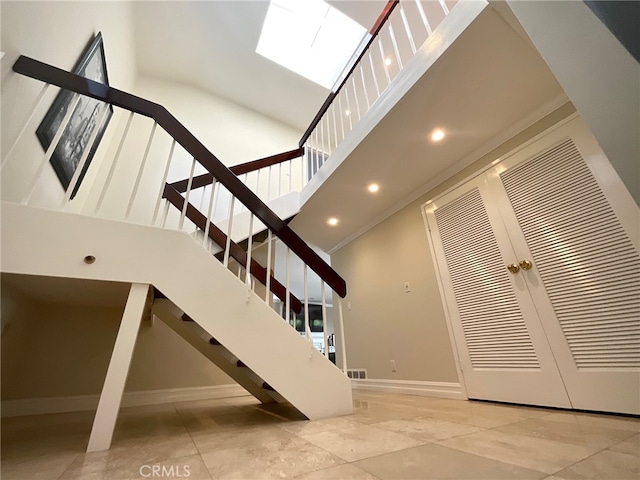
[151,300,279,404]
[1,202,353,420]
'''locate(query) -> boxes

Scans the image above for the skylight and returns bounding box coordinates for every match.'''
[256,0,369,90]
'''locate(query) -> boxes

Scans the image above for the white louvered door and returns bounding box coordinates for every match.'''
[426,177,572,408]
[489,117,640,414]
[427,116,640,414]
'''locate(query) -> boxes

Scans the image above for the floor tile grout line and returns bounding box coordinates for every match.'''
[547,434,640,477]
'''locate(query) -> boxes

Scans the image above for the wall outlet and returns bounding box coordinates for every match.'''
[390,359,397,372]
[404,282,411,293]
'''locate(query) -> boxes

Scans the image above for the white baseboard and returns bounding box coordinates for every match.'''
[1,384,250,418]
[352,378,465,400]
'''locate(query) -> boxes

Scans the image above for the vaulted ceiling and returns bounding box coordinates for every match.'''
[131,1,387,131]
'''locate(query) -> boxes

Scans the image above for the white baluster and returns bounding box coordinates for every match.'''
[415,0,432,35]
[194,183,207,236]
[368,51,381,98]
[125,121,157,219]
[324,114,332,157]
[267,165,272,201]
[3,83,50,168]
[288,158,293,192]
[378,38,392,85]
[203,179,217,247]
[331,104,339,149]
[303,264,311,343]
[277,162,282,197]
[23,94,81,204]
[321,281,328,357]
[389,24,404,70]
[178,157,196,230]
[151,138,176,225]
[359,65,371,111]
[62,103,110,208]
[161,201,170,228]
[338,298,348,372]
[256,169,262,200]
[400,3,417,54]
[245,214,254,286]
[351,78,361,121]
[337,96,346,139]
[319,120,325,175]
[265,230,273,303]
[285,247,291,326]
[438,0,449,15]
[344,88,354,131]
[223,195,235,268]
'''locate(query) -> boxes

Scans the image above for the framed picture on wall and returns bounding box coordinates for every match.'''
[35,32,113,199]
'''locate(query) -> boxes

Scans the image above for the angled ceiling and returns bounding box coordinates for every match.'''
[131,0,387,131]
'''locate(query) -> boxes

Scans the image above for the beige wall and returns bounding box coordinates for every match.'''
[81,75,303,227]
[1,1,137,210]
[1,281,234,401]
[332,102,576,382]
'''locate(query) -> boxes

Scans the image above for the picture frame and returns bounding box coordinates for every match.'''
[36,32,113,199]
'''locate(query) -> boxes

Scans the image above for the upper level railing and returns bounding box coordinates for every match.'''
[301,0,457,178]
[8,56,348,364]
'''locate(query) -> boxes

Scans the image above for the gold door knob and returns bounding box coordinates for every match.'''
[507,263,520,274]
[519,260,533,270]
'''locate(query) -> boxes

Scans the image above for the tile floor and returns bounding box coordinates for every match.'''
[2,390,639,479]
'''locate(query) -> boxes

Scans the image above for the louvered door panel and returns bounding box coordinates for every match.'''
[435,188,539,369]
[500,139,640,370]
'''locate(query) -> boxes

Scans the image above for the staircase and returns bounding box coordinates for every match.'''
[3,52,354,452]
[2,0,469,452]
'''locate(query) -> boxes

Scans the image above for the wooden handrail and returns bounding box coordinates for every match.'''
[299,0,399,147]
[169,147,304,194]
[163,184,303,314]
[13,55,347,298]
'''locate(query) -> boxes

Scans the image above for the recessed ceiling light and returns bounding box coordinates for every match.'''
[368,183,379,193]
[327,217,339,226]
[345,110,351,116]
[384,57,392,66]
[431,128,445,142]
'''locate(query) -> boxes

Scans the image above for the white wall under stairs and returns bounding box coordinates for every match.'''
[1,202,353,420]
